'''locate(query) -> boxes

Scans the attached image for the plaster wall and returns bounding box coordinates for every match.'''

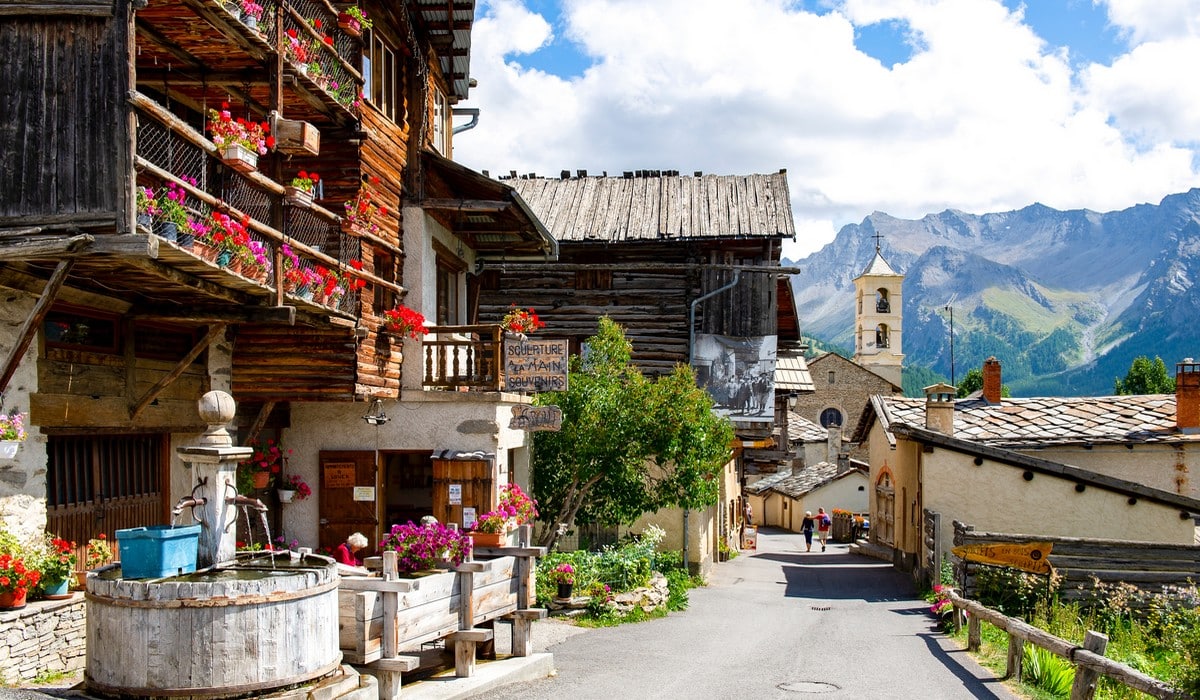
[630,505,715,576]
[1028,443,1197,500]
[283,393,531,548]
[866,424,922,555]
[0,291,45,540]
[924,447,1194,556]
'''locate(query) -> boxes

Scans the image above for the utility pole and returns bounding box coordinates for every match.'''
[944,302,955,388]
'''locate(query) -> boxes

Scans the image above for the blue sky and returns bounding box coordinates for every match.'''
[457,0,1200,259]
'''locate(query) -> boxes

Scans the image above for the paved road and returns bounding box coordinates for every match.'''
[478,528,1019,699]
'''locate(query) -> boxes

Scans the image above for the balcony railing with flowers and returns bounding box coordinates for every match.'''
[131,93,395,316]
[281,0,362,116]
[422,325,506,392]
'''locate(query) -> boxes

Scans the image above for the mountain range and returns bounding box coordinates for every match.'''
[787,188,1200,396]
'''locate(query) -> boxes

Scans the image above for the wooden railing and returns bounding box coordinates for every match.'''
[422,325,505,391]
[946,589,1191,700]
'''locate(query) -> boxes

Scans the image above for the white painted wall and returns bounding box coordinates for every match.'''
[0,290,45,540]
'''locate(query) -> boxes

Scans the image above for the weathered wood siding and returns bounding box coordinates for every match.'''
[479,240,779,375]
[232,325,359,402]
[0,1,129,226]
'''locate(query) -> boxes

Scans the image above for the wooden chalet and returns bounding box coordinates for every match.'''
[0,0,554,558]
[477,169,798,570]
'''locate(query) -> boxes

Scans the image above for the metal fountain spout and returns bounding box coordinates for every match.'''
[226,494,268,512]
[172,495,207,518]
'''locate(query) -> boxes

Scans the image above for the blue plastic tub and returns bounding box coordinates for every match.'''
[115,524,201,579]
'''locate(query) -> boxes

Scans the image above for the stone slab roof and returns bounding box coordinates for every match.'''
[877,394,1195,447]
[744,468,793,495]
[772,462,865,499]
[788,413,828,443]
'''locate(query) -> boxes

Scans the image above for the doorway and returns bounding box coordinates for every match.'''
[381,451,435,529]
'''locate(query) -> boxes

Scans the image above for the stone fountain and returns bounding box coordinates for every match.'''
[85,391,342,698]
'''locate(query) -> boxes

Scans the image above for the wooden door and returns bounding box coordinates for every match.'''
[318,451,379,555]
[46,434,169,569]
[431,459,493,530]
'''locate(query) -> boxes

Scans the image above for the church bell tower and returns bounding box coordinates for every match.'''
[852,236,904,387]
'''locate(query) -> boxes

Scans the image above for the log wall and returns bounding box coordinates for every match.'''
[232,324,360,402]
[953,521,1200,604]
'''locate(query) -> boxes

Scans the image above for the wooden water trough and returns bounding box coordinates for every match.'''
[338,545,547,698]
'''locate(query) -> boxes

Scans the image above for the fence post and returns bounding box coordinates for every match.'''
[1005,634,1024,681]
[1069,631,1108,700]
[932,512,942,582]
[967,614,981,652]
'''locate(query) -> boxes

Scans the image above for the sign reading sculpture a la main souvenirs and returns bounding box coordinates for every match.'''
[951,542,1054,575]
[510,405,563,432]
[504,337,568,393]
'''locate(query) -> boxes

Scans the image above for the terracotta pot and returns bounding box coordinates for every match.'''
[0,588,28,610]
[192,239,218,262]
[252,470,271,489]
[470,531,505,548]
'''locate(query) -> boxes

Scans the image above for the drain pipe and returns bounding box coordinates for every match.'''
[452,108,481,135]
[684,270,742,569]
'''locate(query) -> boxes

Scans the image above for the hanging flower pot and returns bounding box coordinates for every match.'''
[284,186,313,208]
[277,488,296,503]
[218,143,258,174]
[252,470,271,489]
[0,441,20,459]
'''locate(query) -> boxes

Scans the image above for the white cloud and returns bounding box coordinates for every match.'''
[457,0,1200,258]
[1101,0,1200,43]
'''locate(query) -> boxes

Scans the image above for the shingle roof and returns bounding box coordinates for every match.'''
[772,462,865,499]
[788,413,828,443]
[878,394,1194,446]
[776,351,813,392]
[858,251,899,277]
[745,468,793,495]
[506,172,795,243]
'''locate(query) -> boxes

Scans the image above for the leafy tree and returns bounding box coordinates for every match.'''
[1113,355,1175,395]
[902,364,948,398]
[531,317,734,550]
[956,368,1011,398]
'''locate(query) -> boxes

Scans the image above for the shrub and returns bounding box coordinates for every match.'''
[1022,645,1074,697]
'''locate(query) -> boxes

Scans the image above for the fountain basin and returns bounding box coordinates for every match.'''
[86,553,341,698]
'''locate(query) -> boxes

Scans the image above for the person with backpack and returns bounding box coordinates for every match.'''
[816,507,832,552]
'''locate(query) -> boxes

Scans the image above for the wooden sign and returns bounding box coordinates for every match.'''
[509,405,563,431]
[952,542,1054,575]
[324,462,356,488]
[504,337,568,393]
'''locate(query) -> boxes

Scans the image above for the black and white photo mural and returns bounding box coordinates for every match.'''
[692,334,778,424]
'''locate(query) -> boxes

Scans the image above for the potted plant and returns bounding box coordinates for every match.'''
[239,437,291,490]
[382,305,429,339]
[84,534,114,588]
[284,28,314,74]
[343,182,386,235]
[207,102,273,172]
[207,211,253,271]
[285,170,319,207]
[35,536,76,599]
[337,6,372,38]
[0,410,26,459]
[549,562,575,599]
[157,178,194,243]
[277,473,311,503]
[501,305,546,338]
[239,0,264,30]
[243,239,273,284]
[0,552,40,609]
[378,521,471,575]
[470,483,538,547]
[135,186,159,231]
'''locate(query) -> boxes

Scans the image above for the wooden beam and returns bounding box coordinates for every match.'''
[0,234,94,260]
[242,401,277,446]
[131,306,296,325]
[0,227,44,238]
[421,199,511,213]
[89,234,160,258]
[0,260,74,396]
[130,324,227,419]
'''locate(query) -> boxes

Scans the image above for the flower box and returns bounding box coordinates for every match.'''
[271,115,320,156]
[0,441,19,459]
[115,524,201,579]
[337,13,362,38]
[218,143,258,173]
[284,186,314,208]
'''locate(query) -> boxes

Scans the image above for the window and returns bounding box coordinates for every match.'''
[575,269,612,290]
[44,306,118,353]
[436,254,466,326]
[819,408,843,428]
[827,370,836,385]
[374,248,398,312]
[362,30,403,124]
[432,87,449,154]
[876,288,890,313]
[875,324,890,348]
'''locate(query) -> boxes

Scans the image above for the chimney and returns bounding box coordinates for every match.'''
[1177,358,1200,433]
[826,427,842,465]
[982,357,1002,404]
[925,383,956,434]
[836,452,850,475]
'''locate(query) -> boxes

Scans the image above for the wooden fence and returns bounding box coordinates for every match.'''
[946,589,1191,699]
[952,521,1200,603]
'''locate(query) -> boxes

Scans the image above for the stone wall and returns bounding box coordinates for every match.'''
[0,594,85,683]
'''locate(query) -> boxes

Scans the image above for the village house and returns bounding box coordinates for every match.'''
[0,0,554,559]
[475,170,800,571]
[853,358,1200,575]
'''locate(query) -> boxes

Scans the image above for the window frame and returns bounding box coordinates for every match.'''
[362,29,404,125]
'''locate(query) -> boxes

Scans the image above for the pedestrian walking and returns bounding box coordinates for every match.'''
[801,510,815,551]
[816,507,831,551]
[744,501,753,526]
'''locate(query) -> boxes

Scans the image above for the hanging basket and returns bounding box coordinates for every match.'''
[277,488,296,503]
[0,441,20,459]
[218,143,258,174]
[251,471,271,489]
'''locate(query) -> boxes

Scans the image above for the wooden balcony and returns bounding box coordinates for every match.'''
[421,325,506,392]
